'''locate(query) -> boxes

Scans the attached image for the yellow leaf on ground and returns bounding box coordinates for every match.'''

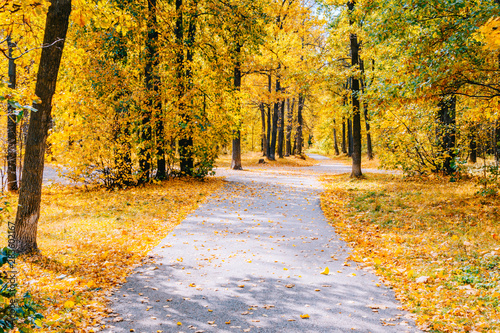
[320,267,329,275]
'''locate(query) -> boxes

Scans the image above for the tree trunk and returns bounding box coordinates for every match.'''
[13,0,71,254]
[269,76,280,161]
[437,94,456,174]
[469,127,477,164]
[495,120,500,165]
[7,35,18,192]
[147,0,165,179]
[260,103,267,156]
[295,93,304,155]
[231,44,242,170]
[341,118,347,154]
[364,103,373,160]
[285,98,294,156]
[175,0,195,175]
[142,0,162,181]
[333,120,340,155]
[266,74,272,158]
[277,99,284,158]
[347,119,353,157]
[349,1,362,178]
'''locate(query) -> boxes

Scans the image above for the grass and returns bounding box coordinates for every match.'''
[216,151,318,168]
[0,178,224,332]
[320,173,500,332]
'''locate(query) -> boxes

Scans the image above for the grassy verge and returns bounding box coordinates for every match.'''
[1,178,224,332]
[320,174,500,332]
[216,151,318,168]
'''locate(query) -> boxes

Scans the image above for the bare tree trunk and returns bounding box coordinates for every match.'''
[364,103,373,160]
[266,74,272,158]
[13,0,71,254]
[495,120,500,165]
[269,74,280,161]
[333,120,340,155]
[295,93,304,155]
[277,99,285,158]
[469,126,477,164]
[285,98,294,156]
[349,1,362,178]
[7,35,18,192]
[260,103,267,156]
[231,44,242,170]
[437,94,456,174]
[341,118,347,154]
[347,119,353,157]
[145,0,164,180]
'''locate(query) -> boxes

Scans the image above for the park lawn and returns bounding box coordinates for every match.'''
[1,177,224,332]
[216,151,318,168]
[321,174,500,332]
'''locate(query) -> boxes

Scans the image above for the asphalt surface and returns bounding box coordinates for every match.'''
[104,155,418,333]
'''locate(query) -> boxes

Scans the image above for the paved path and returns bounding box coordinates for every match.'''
[104,156,418,333]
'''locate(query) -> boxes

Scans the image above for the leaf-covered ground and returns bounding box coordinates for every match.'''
[321,174,500,332]
[1,178,224,332]
[216,152,318,168]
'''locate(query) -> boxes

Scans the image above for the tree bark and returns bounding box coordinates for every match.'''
[495,120,500,165]
[13,0,72,254]
[437,94,456,174]
[269,75,280,161]
[266,74,272,158]
[295,93,304,155]
[277,99,284,158]
[333,120,340,155]
[7,36,18,192]
[285,98,294,156]
[260,103,267,156]
[231,44,242,170]
[364,103,373,160]
[349,1,362,178]
[347,118,353,157]
[341,118,347,154]
[469,127,477,164]
[145,0,165,180]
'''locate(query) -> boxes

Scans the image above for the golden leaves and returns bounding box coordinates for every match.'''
[321,173,500,331]
[12,179,224,332]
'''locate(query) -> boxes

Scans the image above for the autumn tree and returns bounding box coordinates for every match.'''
[13,0,72,253]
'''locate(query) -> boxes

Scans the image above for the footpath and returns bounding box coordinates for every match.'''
[104,155,419,333]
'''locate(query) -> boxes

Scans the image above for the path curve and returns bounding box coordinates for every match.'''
[104,156,418,333]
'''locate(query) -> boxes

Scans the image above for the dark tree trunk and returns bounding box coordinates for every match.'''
[437,94,457,174]
[469,128,477,164]
[277,99,285,158]
[285,98,294,156]
[333,120,340,155]
[349,1,362,178]
[495,120,500,164]
[269,75,280,161]
[7,36,18,192]
[13,0,71,254]
[341,118,347,154]
[231,44,242,170]
[347,119,353,157]
[143,0,163,181]
[295,93,304,155]
[359,60,373,161]
[260,103,267,156]
[266,74,272,158]
[364,103,373,160]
